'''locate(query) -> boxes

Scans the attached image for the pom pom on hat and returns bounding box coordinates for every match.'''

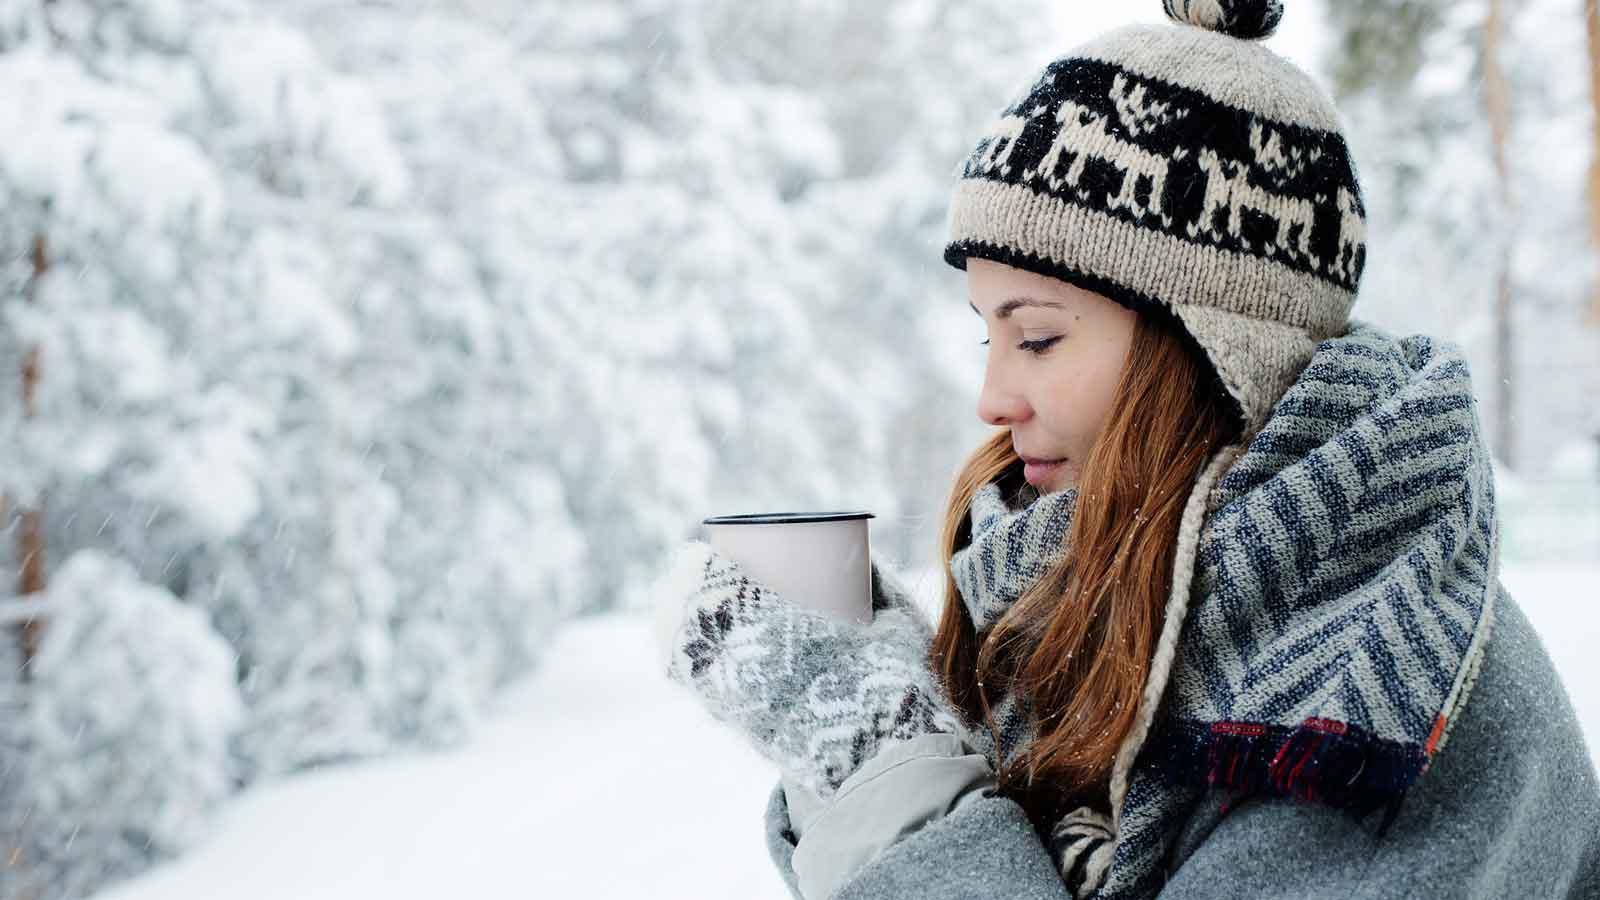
[1162,0,1284,40]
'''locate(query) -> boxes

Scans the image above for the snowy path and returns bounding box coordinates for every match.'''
[93,565,1598,900]
[94,599,792,900]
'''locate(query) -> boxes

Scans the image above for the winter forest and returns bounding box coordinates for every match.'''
[0,1,1596,898]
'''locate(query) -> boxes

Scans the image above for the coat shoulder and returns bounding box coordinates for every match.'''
[1163,587,1600,898]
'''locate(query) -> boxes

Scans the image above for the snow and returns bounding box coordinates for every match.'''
[14,550,243,897]
[91,607,790,900]
[131,415,265,538]
[88,562,1599,900]
[1500,564,1600,741]
[57,305,178,406]
[194,22,411,204]
[93,121,226,241]
[246,228,357,361]
[1550,439,1600,479]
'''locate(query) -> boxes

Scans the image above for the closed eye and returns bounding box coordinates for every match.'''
[978,337,1062,356]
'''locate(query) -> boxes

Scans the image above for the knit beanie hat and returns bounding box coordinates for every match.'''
[945,0,1366,441]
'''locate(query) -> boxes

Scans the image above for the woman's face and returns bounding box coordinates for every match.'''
[968,258,1138,493]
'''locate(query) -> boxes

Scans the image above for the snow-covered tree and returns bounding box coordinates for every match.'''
[1321,0,1600,472]
[0,549,241,900]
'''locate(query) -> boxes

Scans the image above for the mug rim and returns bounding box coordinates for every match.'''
[702,511,875,525]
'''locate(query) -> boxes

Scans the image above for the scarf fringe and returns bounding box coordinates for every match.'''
[1149,716,1432,837]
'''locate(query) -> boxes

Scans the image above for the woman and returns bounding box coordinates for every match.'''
[654,3,1600,897]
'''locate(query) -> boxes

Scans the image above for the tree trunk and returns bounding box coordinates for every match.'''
[1484,0,1516,468]
[15,233,49,680]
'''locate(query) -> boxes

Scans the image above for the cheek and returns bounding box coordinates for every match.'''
[1040,359,1121,442]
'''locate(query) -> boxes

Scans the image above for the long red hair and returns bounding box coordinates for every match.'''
[930,307,1243,828]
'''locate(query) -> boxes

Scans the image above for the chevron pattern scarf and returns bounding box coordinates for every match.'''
[949,320,1500,900]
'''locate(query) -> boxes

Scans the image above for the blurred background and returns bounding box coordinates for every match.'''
[0,1,1595,898]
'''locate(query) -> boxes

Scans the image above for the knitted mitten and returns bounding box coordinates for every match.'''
[653,540,966,800]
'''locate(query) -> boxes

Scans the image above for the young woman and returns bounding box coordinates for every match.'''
[655,3,1600,897]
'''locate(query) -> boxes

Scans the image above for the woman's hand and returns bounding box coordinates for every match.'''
[652,540,966,799]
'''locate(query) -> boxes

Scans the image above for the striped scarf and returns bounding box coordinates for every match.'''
[949,475,1122,891]
[949,475,1073,633]
[948,320,1500,899]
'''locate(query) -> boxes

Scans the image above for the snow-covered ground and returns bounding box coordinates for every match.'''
[93,563,1599,900]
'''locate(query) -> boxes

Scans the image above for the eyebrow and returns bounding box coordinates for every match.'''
[969,296,1069,320]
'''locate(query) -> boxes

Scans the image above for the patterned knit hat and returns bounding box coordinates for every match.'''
[945,0,1366,440]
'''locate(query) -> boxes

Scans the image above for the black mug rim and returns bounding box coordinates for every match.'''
[702,511,875,525]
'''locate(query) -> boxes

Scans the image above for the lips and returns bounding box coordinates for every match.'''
[1021,456,1066,486]
[1018,454,1065,465]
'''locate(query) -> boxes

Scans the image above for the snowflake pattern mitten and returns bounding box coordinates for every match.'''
[653,540,966,799]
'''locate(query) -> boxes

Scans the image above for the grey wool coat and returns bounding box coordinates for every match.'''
[763,592,1600,898]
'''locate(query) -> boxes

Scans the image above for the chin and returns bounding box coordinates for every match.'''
[1026,474,1068,493]
[1034,469,1077,493]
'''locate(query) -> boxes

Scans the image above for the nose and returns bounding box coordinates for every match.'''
[976,358,1030,426]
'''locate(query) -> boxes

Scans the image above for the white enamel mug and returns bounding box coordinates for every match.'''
[701,510,876,627]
